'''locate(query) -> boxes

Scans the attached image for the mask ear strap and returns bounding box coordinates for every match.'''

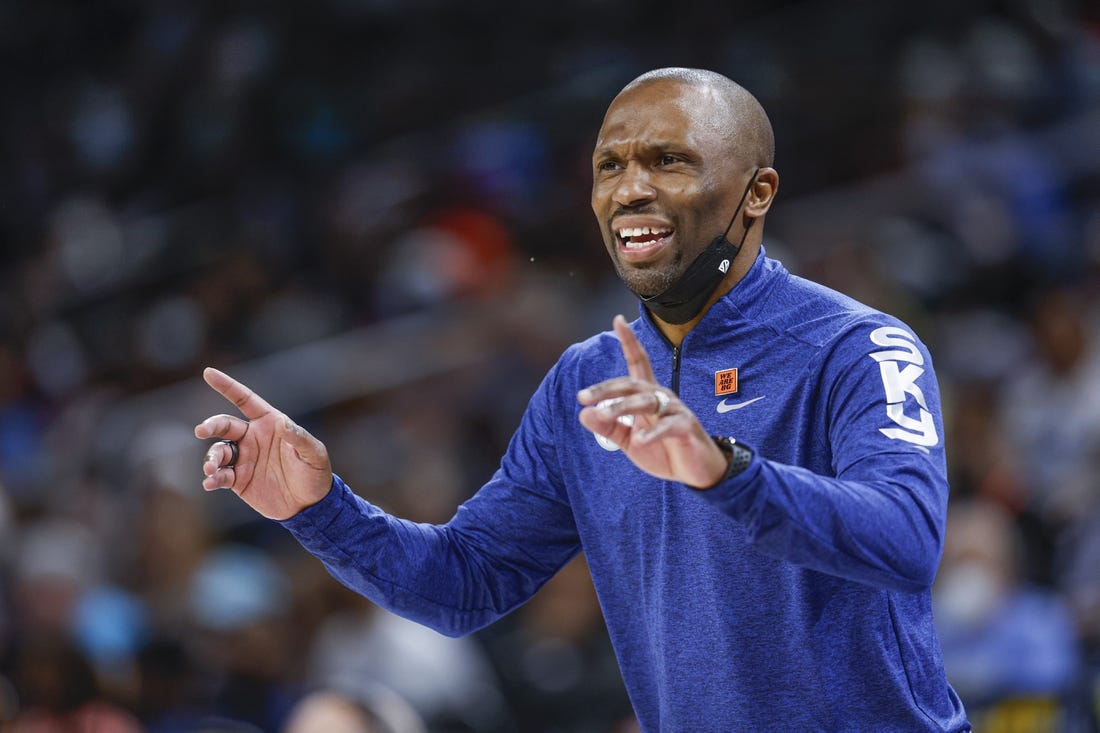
[720,168,760,241]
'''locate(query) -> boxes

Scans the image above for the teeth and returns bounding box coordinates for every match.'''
[618,226,670,239]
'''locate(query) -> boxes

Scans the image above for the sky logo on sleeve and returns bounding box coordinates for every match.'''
[868,326,939,448]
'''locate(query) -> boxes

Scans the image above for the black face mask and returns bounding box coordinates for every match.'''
[641,169,759,325]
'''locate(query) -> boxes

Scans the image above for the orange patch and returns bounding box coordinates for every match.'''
[715,368,739,396]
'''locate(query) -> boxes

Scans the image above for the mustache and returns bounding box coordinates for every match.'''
[610,205,661,220]
[609,205,666,230]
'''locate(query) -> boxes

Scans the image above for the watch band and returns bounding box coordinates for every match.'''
[711,436,754,482]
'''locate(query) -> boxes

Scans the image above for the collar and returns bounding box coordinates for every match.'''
[636,245,787,349]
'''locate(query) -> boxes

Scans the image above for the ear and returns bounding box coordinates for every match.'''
[745,167,779,219]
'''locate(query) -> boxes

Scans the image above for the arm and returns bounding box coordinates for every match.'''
[280,464,581,637]
[579,317,949,593]
[197,366,580,637]
[692,448,946,592]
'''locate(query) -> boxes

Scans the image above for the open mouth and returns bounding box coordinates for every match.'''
[618,226,673,251]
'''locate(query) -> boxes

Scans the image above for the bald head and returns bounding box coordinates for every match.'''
[618,68,775,169]
[592,66,780,327]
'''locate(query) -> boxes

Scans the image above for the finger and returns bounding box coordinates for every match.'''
[202,440,237,474]
[577,376,641,405]
[630,411,686,444]
[202,367,275,421]
[577,377,674,416]
[595,392,668,421]
[577,402,635,449]
[612,315,655,383]
[194,413,250,441]
[201,466,236,491]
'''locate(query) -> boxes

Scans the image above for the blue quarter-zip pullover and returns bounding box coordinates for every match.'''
[282,249,970,731]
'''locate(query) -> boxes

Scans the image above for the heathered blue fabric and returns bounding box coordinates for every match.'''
[282,250,971,732]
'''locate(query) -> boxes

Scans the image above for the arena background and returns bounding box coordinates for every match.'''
[1,1,1098,731]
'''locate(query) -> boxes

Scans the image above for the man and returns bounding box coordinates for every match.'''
[196,68,971,731]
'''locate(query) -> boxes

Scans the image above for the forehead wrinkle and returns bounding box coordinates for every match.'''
[597,102,712,157]
[594,138,694,159]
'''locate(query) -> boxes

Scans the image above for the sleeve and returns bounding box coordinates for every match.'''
[280,363,582,637]
[692,321,949,593]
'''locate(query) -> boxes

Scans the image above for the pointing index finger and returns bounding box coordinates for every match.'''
[202,367,274,421]
[612,315,656,383]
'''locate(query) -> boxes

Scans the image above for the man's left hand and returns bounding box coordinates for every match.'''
[577,315,730,489]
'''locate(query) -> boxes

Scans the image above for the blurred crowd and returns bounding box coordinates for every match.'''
[1,0,1099,731]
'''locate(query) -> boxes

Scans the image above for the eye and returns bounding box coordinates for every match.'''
[597,159,622,172]
[658,154,682,166]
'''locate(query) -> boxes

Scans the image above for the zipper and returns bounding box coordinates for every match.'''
[643,311,683,395]
[671,344,682,395]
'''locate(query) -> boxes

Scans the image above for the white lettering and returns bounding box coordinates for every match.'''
[880,404,939,446]
[877,361,929,410]
[869,328,938,447]
[869,326,924,365]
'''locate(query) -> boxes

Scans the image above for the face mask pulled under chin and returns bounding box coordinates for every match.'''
[640,234,739,325]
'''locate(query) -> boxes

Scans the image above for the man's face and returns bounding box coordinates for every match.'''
[591,80,745,298]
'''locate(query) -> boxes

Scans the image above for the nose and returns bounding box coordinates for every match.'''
[612,162,656,208]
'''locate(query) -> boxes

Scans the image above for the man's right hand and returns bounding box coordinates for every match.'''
[194,367,333,520]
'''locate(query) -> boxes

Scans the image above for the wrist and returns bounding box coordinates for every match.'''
[697,436,754,490]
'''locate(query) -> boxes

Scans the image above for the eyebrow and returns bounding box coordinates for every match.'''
[592,140,691,161]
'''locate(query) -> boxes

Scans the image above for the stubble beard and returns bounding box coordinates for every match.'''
[614,249,685,299]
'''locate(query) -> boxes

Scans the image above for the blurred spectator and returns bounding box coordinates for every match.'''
[934,498,1080,731]
[185,543,300,732]
[11,519,103,640]
[282,686,428,733]
[372,205,517,319]
[939,376,1029,520]
[134,635,207,733]
[6,635,143,733]
[998,286,1100,587]
[0,345,50,500]
[305,587,510,733]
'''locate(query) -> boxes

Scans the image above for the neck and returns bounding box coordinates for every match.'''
[649,238,760,346]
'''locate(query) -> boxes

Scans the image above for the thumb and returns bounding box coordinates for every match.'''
[280,416,324,460]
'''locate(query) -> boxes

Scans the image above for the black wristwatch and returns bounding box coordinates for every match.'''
[711,436,754,483]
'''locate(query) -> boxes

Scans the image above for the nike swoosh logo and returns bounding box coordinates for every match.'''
[716,395,766,413]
